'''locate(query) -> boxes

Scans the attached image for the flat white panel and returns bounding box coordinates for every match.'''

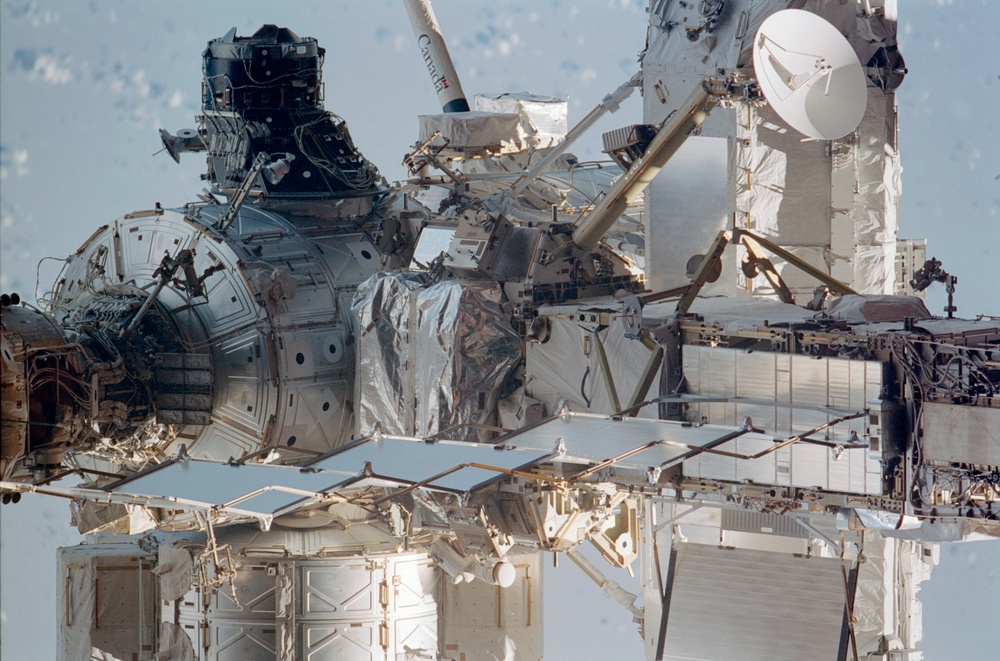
[313,437,550,492]
[735,436,778,484]
[866,461,883,494]
[686,450,737,484]
[790,443,829,490]
[734,403,777,435]
[861,450,882,495]
[186,420,261,461]
[776,355,793,432]
[682,346,704,391]
[791,408,830,437]
[646,137,731,291]
[278,380,352,454]
[214,623,276,661]
[828,360,852,409]
[300,623,376,661]
[827,446,852,492]
[440,550,543,659]
[390,556,438,614]
[300,562,377,619]
[393,615,437,659]
[681,347,884,493]
[849,360,868,411]
[122,220,189,274]
[791,354,829,408]
[315,237,378,285]
[706,347,737,397]
[735,351,777,399]
[200,270,251,330]
[707,402,735,427]
[108,459,354,518]
[213,330,271,434]
[775,446,793,487]
[848,360,869,437]
[498,413,773,472]
[848,449,867,494]
[214,563,276,615]
[865,362,882,389]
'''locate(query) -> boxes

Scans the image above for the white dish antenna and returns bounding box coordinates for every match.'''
[752,10,866,140]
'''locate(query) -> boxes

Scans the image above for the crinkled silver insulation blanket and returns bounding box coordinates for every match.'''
[353,273,521,441]
[418,111,523,151]
[474,91,568,149]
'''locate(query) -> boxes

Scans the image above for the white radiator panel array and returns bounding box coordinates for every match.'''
[681,346,884,494]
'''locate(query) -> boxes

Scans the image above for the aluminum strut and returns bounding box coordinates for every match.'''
[216,152,267,232]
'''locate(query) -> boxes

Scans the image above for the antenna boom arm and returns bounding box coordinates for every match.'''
[567,82,721,256]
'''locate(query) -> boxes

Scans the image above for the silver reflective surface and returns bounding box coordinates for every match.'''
[311,437,550,492]
[353,274,521,442]
[661,543,847,659]
[108,460,354,517]
[499,412,773,469]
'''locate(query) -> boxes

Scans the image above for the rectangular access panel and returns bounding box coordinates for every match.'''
[920,402,1000,467]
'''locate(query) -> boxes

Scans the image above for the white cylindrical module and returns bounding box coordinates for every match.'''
[58,527,440,660]
[58,526,549,660]
[174,551,438,660]
[46,202,385,471]
[170,526,439,660]
[58,524,547,661]
[403,0,470,113]
[164,526,439,661]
